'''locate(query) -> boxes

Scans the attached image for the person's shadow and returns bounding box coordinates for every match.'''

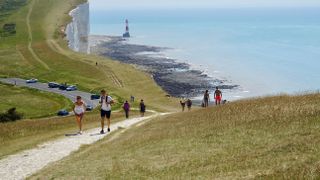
[90,133,104,136]
[65,133,79,137]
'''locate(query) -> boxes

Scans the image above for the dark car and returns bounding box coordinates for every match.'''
[59,84,68,90]
[90,94,100,100]
[57,109,69,116]
[48,82,60,88]
[86,105,94,111]
[66,85,77,91]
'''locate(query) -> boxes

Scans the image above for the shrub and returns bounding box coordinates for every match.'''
[0,108,24,123]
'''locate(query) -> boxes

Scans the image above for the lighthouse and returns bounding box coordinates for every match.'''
[123,19,130,38]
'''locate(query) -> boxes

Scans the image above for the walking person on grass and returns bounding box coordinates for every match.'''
[140,99,146,117]
[180,99,186,112]
[73,96,86,135]
[204,90,210,107]
[186,99,192,111]
[214,87,223,105]
[123,100,130,119]
[100,90,114,134]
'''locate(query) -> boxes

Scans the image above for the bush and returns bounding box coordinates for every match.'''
[0,108,24,123]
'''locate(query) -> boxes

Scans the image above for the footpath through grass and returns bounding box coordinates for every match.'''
[31,94,320,179]
[0,83,72,119]
[0,110,146,159]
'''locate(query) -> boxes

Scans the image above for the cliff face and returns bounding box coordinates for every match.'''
[65,3,90,53]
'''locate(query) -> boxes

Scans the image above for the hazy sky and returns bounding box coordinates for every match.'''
[90,0,320,10]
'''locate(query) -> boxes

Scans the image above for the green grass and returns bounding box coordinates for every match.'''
[0,83,72,119]
[0,110,147,159]
[30,94,320,179]
[0,0,178,112]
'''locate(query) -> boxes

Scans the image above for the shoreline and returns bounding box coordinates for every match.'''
[89,35,238,98]
[65,3,238,99]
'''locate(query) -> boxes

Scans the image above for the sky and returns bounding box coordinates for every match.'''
[89,0,320,10]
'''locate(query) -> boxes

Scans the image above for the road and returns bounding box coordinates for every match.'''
[0,78,100,108]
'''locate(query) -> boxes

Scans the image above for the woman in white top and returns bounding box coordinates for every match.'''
[73,96,86,134]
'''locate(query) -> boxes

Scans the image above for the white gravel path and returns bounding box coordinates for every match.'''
[0,113,166,180]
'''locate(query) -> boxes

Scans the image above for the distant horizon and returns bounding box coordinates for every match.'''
[89,0,320,10]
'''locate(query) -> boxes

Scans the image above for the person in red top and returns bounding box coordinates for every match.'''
[214,87,222,105]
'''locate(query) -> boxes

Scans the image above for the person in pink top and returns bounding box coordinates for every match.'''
[73,96,86,135]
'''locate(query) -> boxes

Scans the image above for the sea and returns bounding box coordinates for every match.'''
[89,6,320,100]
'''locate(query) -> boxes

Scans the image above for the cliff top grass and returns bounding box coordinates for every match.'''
[0,0,178,112]
[31,93,320,179]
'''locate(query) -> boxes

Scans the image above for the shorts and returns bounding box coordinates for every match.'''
[101,110,111,119]
[215,96,222,101]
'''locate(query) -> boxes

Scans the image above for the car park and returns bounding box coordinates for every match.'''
[26,78,38,83]
[57,109,69,116]
[90,94,100,100]
[48,82,60,88]
[59,84,68,90]
[66,85,77,91]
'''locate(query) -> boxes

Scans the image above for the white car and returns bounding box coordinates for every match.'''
[26,78,38,83]
[66,85,77,91]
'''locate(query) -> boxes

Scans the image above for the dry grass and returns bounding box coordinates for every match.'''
[31,94,320,179]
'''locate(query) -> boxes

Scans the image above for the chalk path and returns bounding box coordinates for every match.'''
[0,113,167,180]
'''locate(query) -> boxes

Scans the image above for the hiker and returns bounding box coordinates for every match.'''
[140,99,146,117]
[180,99,186,112]
[123,100,130,119]
[100,89,114,134]
[96,62,98,66]
[186,99,192,111]
[73,96,86,135]
[203,90,210,107]
[214,87,222,105]
[130,95,135,102]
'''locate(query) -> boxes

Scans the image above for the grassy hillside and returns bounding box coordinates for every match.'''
[0,83,72,118]
[31,94,320,179]
[0,0,178,112]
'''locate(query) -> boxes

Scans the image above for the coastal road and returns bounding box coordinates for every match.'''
[0,78,100,108]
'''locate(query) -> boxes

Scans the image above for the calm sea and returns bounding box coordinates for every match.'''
[90,6,320,100]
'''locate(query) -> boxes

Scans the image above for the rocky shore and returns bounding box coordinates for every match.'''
[90,35,238,98]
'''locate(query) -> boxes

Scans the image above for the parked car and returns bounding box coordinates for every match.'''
[57,109,69,116]
[48,82,60,88]
[66,85,77,91]
[26,78,38,83]
[59,84,68,90]
[86,105,94,111]
[90,94,100,100]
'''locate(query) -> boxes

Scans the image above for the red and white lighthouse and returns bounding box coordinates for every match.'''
[123,19,130,38]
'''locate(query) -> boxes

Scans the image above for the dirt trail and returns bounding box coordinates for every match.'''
[27,0,50,70]
[0,112,168,180]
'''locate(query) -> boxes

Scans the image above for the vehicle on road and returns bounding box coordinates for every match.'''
[48,82,60,88]
[90,94,100,100]
[59,84,68,90]
[57,109,69,116]
[66,85,77,91]
[86,105,94,111]
[26,78,38,83]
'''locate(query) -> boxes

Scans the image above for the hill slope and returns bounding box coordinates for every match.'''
[0,0,177,112]
[31,94,320,179]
